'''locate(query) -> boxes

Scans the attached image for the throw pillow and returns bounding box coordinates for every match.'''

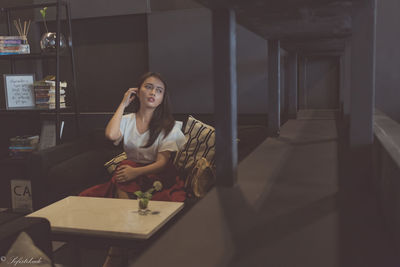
[104,152,127,174]
[174,115,216,173]
[4,231,52,267]
[185,157,215,198]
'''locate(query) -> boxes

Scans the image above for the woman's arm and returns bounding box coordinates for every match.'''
[114,151,171,183]
[105,88,137,141]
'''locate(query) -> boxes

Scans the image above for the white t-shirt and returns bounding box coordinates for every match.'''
[114,113,186,164]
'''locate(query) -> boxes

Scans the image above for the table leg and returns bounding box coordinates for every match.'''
[70,241,82,267]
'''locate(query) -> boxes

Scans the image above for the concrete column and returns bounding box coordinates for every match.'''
[343,39,351,123]
[339,55,344,117]
[287,52,298,119]
[280,54,285,114]
[298,56,307,109]
[350,0,377,146]
[212,8,238,187]
[268,40,281,136]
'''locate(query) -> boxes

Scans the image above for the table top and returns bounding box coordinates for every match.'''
[26,196,184,240]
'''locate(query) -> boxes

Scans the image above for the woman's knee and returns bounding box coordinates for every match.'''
[115,188,130,199]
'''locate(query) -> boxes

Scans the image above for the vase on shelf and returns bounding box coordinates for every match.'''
[40,32,66,53]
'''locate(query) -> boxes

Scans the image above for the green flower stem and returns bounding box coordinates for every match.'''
[40,7,49,33]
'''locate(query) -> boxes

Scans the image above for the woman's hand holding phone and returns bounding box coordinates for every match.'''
[121,87,138,108]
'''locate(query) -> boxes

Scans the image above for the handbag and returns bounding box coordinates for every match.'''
[185,157,215,198]
[104,152,127,174]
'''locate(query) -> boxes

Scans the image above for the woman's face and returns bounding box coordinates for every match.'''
[137,76,165,109]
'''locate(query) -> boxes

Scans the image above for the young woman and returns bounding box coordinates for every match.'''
[79,72,187,267]
[80,72,187,201]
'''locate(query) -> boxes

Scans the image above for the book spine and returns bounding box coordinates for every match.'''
[0,43,22,47]
[43,80,68,87]
[34,86,66,91]
[9,146,36,150]
[0,44,30,54]
[0,40,23,44]
[0,36,26,40]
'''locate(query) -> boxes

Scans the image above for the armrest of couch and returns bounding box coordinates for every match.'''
[28,130,123,209]
[28,135,92,209]
[29,134,92,175]
[0,216,53,261]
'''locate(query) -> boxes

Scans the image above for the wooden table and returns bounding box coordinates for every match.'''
[26,196,184,242]
[26,196,184,266]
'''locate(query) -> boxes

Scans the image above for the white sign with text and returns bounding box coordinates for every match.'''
[10,179,33,212]
[4,74,35,109]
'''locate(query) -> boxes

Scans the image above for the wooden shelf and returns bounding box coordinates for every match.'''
[0,52,69,60]
[0,1,68,11]
[0,0,79,145]
[0,157,30,165]
[0,107,72,114]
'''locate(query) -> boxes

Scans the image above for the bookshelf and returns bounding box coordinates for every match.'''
[0,0,80,145]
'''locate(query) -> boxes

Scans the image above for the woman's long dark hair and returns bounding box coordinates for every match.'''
[132,72,175,148]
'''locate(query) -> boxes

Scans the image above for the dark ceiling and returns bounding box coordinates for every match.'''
[194,0,356,54]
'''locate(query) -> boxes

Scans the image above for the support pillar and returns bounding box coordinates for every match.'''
[343,39,352,125]
[350,0,377,146]
[287,52,298,119]
[339,55,344,118]
[212,8,238,186]
[298,56,307,109]
[268,40,281,136]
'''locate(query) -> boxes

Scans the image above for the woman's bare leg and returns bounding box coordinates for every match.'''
[115,187,130,199]
[102,187,129,267]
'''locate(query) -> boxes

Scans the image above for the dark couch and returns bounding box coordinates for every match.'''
[0,215,53,262]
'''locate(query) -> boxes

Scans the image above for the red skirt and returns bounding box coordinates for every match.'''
[79,160,186,202]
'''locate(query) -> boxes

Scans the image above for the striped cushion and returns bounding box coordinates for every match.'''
[174,116,216,173]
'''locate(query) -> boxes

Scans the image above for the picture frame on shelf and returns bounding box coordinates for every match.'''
[3,74,35,109]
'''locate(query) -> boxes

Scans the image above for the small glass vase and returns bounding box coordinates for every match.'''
[138,198,149,215]
[40,32,67,53]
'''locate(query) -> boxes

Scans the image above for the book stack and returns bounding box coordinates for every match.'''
[0,36,30,55]
[9,135,39,159]
[34,79,67,109]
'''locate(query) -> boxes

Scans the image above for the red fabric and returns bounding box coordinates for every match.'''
[79,160,186,202]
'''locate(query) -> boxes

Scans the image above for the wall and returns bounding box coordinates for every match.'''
[147,7,269,114]
[299,56,340,110]
[54,15,148,112]
[236,23,269,114]
[150,0,202,11]
[147,8,213,113]
[375,0,400,123]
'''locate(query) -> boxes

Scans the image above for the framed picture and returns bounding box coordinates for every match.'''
[3,74,35,109]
